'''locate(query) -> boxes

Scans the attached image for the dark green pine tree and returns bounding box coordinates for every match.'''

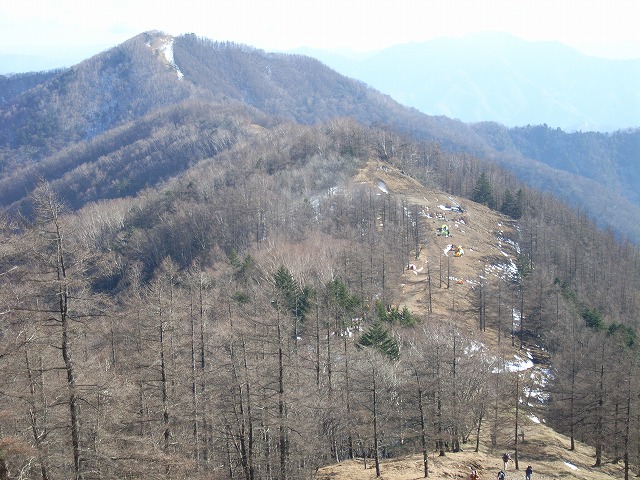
[472,172,495,209]
[501,188,515,216]
[358,321,400,360]
[326,278,361,316]
[514,188,524,219]
[501,188,524,219]
[273,265,311,323]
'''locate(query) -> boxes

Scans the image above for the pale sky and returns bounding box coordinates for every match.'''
[1,0,639,72]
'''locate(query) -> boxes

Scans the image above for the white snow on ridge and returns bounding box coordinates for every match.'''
[160,39,184,80]
[564,461,578,470]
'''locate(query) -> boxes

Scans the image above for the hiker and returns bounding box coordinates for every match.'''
[496,471,505,480]
[470,468,479,480]
[502,452,511,470]
[525,465,533,480]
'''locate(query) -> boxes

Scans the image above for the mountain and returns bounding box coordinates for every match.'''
[0,31,489,211]
[295,32,640,133]
[0,31,638,479]
[1,31,638,243]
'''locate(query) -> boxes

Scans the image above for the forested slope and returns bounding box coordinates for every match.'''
[1,116,638,479]
[1,31,638,242]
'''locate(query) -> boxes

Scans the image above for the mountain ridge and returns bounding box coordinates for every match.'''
[1,31,639,243]
[0,33,639,478]
[294,32,640,133]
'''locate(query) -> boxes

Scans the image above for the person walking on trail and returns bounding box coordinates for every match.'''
[502,452,511,470]
[525,465,533,480]
[496,470,505,480]
[470,468,479,480]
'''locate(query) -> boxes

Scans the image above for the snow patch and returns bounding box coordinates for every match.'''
[564,461,578,470]
[504,355,534,372]
[377,181,388,193]
[160,38,184,80]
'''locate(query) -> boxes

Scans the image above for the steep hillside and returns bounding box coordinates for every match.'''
[319,161,626,480]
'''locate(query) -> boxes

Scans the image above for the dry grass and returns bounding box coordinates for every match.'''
[316,420,626,480]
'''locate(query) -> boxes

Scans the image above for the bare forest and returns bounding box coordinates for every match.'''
[0,117,639,480]
[1,31,639,480]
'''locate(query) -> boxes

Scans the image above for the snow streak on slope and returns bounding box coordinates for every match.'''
[160,38,184,80]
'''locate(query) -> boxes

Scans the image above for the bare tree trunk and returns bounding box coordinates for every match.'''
[25,350,50,480]
[189,284,200,466]
[475,405,484,453]
[229,340,252,480]
[414,367,429,478]
[344,334,354,459]
[514,371,520,471]
[160,309,170,453]
[372,373,381,477]
[594,343,605,467]
[241,338,255,480]
[569,315,576,451]
[33,189,84,480]
[436,345,445,456]
[451,332,460,452]
[624,378,631,480]
[277,320,288,480]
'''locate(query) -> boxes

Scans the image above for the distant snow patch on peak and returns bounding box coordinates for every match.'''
[160,38,184,80]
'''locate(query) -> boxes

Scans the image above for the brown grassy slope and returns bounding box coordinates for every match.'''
[318,161,626,480]
[316,419,624,479]
[354,160,520,328]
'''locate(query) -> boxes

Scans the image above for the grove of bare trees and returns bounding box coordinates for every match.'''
[1,119,639,480]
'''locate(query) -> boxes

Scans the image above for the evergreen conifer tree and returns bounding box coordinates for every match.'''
[473,172,495,209]
[358,321,400,360]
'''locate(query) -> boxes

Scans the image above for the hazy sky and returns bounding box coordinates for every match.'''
[1,0,639,72]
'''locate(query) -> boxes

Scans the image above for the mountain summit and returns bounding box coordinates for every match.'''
[0,31,639,242]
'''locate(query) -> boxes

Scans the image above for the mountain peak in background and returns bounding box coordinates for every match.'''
[295,32,640,132]
[1,31,639,244]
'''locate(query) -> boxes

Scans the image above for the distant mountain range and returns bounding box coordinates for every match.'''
[0,31,639,241]
[294,32,640,133]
